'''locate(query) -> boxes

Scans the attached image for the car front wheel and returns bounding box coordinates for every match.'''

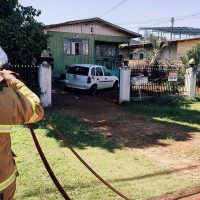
[112,81,118,90]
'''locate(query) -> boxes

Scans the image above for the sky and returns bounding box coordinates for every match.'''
[18,0,200,34]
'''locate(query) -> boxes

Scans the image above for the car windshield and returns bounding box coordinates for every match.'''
[67,66,89,76]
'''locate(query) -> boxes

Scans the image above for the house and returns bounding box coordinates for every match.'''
[44,17,140,77]
[120,37,200,67]
[160,37,200,61]
[119,40,152,67]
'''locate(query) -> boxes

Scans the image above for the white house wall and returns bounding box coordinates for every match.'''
[45,22,129,37]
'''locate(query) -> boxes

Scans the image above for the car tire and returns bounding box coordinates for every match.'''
[89,85,97,96]
[112,81,118,90]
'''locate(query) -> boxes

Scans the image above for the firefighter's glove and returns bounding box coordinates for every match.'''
[0,69,24,89]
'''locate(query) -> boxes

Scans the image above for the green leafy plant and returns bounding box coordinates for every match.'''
[187,43,200,65]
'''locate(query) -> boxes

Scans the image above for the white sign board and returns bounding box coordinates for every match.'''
[131,76,148,85]
[168,72,178,82]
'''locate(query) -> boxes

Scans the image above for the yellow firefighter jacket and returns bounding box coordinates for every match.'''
[0,70,44,192]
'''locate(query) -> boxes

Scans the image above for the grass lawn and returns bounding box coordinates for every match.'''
[125,96,200,131]
[12,109,199,200]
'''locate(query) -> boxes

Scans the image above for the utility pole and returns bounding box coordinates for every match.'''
[171,17,174,40]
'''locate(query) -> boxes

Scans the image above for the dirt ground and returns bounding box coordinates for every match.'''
[52,81,200,200]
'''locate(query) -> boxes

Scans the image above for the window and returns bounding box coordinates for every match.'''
[96,43,117,57]
[129,54,133,60]
[67,66,89,76]
[64,39,89,55]
[103,67,112,76]
[96,67,103,76]
[139,53,144,60]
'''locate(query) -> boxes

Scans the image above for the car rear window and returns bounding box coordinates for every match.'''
[67,66,89,76]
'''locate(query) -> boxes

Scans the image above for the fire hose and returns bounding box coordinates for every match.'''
[28,116,130,200]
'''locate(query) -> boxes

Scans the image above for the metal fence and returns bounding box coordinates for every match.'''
[130,66,187,98]
[4,65,39,93]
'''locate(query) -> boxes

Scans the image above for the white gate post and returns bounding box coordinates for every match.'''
[185,67,196,99]
[38,61,52,107]
[119,67,131,104]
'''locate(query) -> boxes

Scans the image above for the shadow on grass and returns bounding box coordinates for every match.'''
[124,96,200,130]
[33,107,199,150]
[111,165,200,183]
[36,88,200,149]
[115,96,200,148]
[148,107,200,127]
[34,108,120,152]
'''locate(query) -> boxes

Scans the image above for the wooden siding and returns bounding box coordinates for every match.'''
[48,31,130,77]
[45,22,131,37]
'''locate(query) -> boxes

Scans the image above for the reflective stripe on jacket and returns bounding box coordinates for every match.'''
[0,125,11,133]
[0,84,44,191]
[0,167,17,191]
[0,130,16,192]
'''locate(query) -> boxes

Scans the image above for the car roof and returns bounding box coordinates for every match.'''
[71,64,105,68]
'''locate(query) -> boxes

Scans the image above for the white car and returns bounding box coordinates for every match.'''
[64,64,118,95]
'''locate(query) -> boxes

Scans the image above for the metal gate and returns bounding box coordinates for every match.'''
[4,65,39,93]
[130,66,186,98]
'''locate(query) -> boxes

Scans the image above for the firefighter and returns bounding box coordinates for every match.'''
[0,47,44,200]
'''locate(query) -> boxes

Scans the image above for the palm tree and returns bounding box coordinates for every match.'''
[148,34,168,66]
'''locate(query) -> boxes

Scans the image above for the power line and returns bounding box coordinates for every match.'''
[115,11,200,26]
[100,0,127,18]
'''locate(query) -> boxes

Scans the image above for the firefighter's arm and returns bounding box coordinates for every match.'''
[0,70,44,124]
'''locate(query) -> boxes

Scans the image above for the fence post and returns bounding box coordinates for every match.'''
[185,67,196,99]
[119,67,131,104]
[38,61,52,107]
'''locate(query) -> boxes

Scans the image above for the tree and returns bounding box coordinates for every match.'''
[148,34,168,66]
[0,0,18,17]
[0,0,49,64]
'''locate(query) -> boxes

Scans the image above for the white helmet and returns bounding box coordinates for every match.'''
[0,47,8,68]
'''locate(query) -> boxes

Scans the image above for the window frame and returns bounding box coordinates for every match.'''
[63,38,89,56]
[96,67,103,76]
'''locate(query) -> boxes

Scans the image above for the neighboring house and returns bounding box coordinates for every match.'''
[120,40,152,60]
[120,37,200,66]
[44,17,140,77]
[119,40,152,66]
[160,37,200,61]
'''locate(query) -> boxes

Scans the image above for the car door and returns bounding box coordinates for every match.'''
[66,66,89,89]
[102,67,115,88]
[95,67,105,89]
